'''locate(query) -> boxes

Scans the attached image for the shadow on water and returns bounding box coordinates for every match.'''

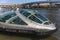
[0,31,57,40]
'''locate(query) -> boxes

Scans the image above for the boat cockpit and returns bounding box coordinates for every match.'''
[19,9,51,25]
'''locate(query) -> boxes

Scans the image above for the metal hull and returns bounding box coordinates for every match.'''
[0,22,57,36]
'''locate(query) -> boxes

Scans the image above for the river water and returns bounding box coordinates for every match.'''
[0,8,60,40]
[38,8,60,40]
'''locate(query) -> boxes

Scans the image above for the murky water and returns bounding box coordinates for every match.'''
[0,8,60,40]
[0,31,58,40]
[38,8,60,40]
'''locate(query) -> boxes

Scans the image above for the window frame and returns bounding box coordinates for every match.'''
[20,9,31,17]
[7,16,28,25]
[34,13,48,21]
[29,15,42,24]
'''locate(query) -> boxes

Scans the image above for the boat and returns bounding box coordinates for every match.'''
[0,8,57,36]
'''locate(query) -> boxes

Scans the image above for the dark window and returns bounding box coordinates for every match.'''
[44,22,49,25]
[44,21,51,25]
[29,15,42,24]
[35,14,47,21]
[0,12,16,22]
[19,10,24,13]
[0,16,5,22]
[20,10,31,17]
[8,16,27,25]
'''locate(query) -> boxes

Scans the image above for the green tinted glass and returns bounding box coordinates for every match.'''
[35,14,47,21]
[20,10,31,17]
[8,16,27,25]
[29,15,42,24]
[0,12,16,22]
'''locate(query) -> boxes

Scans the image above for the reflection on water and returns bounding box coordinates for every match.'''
[0,8,60,40]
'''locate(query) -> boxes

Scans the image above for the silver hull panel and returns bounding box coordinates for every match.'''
[0,22,57,36]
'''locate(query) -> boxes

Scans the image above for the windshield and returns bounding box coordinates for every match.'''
[7,16,27,25]
[29,15,42,24]
[34,13,47,21]
[0,11,16,22]
[20,9,51,24]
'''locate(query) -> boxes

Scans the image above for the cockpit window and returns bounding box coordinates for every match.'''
[0,12,16,22]
[19,9,49,24]
[34,14,47,21]
[22,11,31,17]
[20,10,31,17]
[8,16,27,25]
[29,15,42,24]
